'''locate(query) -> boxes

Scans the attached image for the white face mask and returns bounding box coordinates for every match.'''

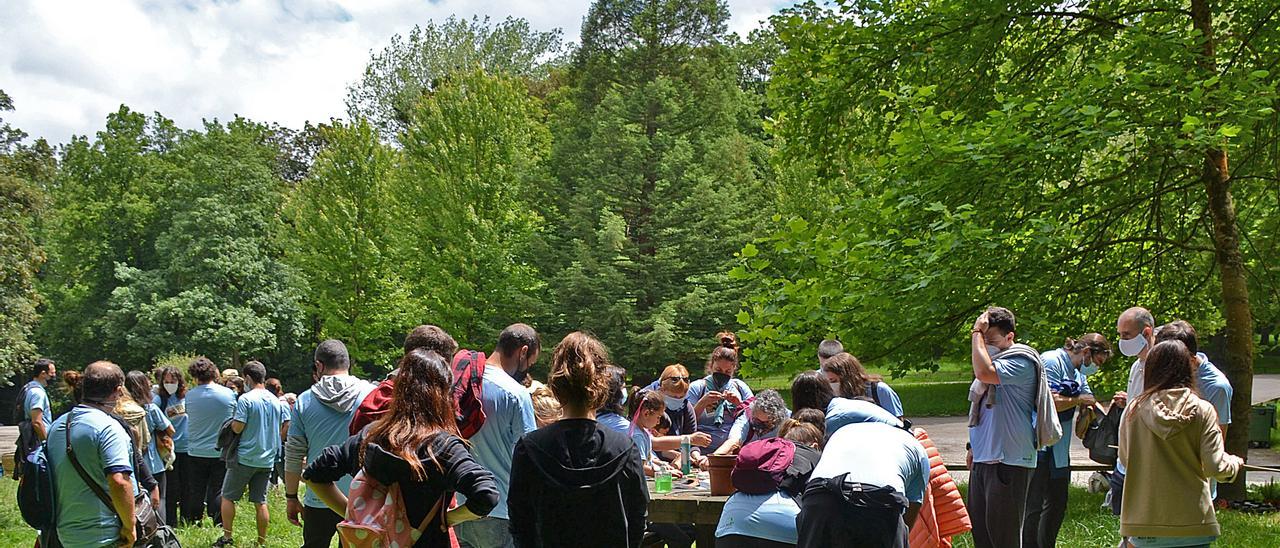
[829,381,842,394]
[664,395,685,411]
[985,344,1004,357]
[1118,333,1147,357]
[163,383,179,395]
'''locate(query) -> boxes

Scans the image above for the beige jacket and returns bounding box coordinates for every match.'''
[1118,387,1241,538]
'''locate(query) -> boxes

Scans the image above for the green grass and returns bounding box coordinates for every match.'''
[0,479,311,547]
[1256,354,1280,375]
[744,358,974,417]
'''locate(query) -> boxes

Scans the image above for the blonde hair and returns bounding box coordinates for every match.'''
[531,386,563,427]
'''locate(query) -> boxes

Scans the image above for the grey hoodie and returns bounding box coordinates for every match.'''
[283,374,372,474]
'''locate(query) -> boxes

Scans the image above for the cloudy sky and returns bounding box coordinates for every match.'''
[0,0,789,145]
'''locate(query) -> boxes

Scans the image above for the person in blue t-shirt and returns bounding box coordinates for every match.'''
[284,339,374,548]
[153,365,188,526]
[183,357,237,525]
[967,307,1039,548]
[686,344,755,450]
[713,389,791,456]
[595,365,632,434]
[1023,334,1109,548]
[454,323,539,548]
[790,371,902,439]
[821,352,904,419]
[216,361,290,548]
[798,421,930,548]
[14,358,56,482]
[48,361,140,547]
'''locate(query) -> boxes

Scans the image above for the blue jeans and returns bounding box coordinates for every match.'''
[456,516,515,548]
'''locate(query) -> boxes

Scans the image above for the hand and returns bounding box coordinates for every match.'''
[697,391,724,408]
[689,432,712,447]
[972,312,989,333]
[723,391,743,406]
[670,468,684,479]
[119,525,136,548]
[151,492,160,510]
[287,497,303,526]
[693,454,709,469]
[1078,394,1097,407]
[966,448,973,470]
[1112,391,1128,408]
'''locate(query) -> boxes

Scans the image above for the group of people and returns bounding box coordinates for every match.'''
[13,305,1245,548]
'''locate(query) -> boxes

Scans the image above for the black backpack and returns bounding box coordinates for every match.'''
[16,440,56,533]
[1083,403,1122,465]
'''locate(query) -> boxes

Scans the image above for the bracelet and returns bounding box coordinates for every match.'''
[285,493,299,500]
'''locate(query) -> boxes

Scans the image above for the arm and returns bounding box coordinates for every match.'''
[305,481,348,516]
[905,502,922,528]
[1052,392,1096,412]
[970,314,1000,384]
[713,414,749,455]
[284,414,310,526]
[441,436,499,522]
[652,432,711,452]
[231,420,246,434]
[1199,407,1242,482]
[30,409,47,441]
[108,472,137,546]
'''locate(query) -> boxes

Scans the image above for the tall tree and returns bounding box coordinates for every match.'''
[285,119,410,372]
[346,15,564,139]
[750,0,1279,498]
[0,90,52,377]
[539,0,774,372]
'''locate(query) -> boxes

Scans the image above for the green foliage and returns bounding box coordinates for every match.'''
[0,90,50,380]
[742,1,1280,381]
[346,15,564,139]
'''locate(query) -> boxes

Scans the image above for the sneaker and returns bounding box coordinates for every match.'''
[212,536,235,547]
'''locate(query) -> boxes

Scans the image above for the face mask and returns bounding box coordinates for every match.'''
[511,368,529,383]
[710,372,731,387]
[619,386,628,406]
[985,344,1003,357]
[829,381,841,394]
[750,419,771,435]
[164,383,179,395]
[664,395,685,410]
[1118,333,1147,357]
[1081,363,1099,376]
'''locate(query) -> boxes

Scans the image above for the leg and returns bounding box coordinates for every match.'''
[246,468,272,545]
[167,452,186,526]
[208,458,227,525]
[220,497,237,541]
[1040,472,1070,548]
[255,503,270,545]
[1023,454,1052,548]
[987,463,1033,548]
[220,462,254,542]
[154,471,168,525]
[969,463,993,548]
[1109,471,1125,516]
[302,505,345,548]
[183,456,210,524]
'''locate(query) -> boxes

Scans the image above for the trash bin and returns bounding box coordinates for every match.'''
[1250,403,1276,448]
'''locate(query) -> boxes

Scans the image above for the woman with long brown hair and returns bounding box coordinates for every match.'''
[821,352,903,419]
[1118,340,1241,548]
[508,331,648,547]
[303,349,499,548]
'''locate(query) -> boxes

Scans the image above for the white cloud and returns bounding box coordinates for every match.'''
[0,0,790,145]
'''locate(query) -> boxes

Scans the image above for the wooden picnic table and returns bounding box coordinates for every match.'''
[647,482,729,547]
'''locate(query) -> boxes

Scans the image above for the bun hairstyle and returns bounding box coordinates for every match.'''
[716,330,741,360]
[1064,333,1112,357]
[62,370,84,404]
[548,331,613,411]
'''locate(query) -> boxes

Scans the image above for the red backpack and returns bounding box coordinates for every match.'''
[451,350,487,439]
[350,379,395,435]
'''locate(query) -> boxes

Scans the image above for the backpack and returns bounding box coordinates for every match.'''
[350,379,395,435]
[451,350,487,439]
[337,470,446,548]
[732,438,795,494]
[17,442,55,532]
[1083,403,1121,466]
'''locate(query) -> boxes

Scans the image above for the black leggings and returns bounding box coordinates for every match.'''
[797,479,907,548]
[1023,453,1069,548]
[183,455,226,525]
[165,452,188,526]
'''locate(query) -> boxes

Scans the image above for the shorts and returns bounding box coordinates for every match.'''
[221,462,272,504]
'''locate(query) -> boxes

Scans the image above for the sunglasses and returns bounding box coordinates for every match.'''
[663,376,691,384]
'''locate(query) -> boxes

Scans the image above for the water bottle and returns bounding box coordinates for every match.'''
[680,435,692,476]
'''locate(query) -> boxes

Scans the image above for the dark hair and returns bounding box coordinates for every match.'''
[30,358,54,379]
[705,346,739,374]
[817,340,843,362]
[791,371,834,413]
[1065,333,1112,359]
[265,378,283,397]
[190,356,219,383]
[496,323,540,358]
[627,389,664,421]
[83,361,125,404]
[792,407,826,432]
[548,331,612,411]
[404,325,459,357]
[124,370,152,405]
[656,413,672,432]
[599,365,628,416]
[156,366,187,402]
[985,306,1016,335]
[822,352,882,401]
[242,360,267,385]
[314,339,351,371]
[1155,320,1198,356]
[1130,340,1196,416]
[62,370,84,404]
[364,349,459,481]
[228,377,245,395]
[716,331,741,361]
[780,419,824,449]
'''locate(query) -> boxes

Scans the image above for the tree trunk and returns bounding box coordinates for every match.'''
[1191,0,1256,501]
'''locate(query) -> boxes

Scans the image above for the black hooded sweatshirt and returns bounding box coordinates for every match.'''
[508,418,649,548]
[303,429,500,548]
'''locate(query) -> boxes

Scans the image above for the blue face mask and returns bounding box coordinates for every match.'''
[664,395,686,410]
[1081,359,1099,376]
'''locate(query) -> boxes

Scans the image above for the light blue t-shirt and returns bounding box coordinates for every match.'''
[867,382,905,417]
[185,383,237,458]
[153,394,188,453]
[686,377,754,449]
[233,388,289,469]
[22,380,52,432]
[825,397,902,437]
[715,491,802,544]
[144,403,173,474]
[460,364,536,520]
[598,412,630,434]
[727,406,791,446]
[1195,353,1232,426]
[812,422,930,504]
[969,353,1039,468]
[1041,349,1092,469]
[290,376,374,508]
[48,406,139,547]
